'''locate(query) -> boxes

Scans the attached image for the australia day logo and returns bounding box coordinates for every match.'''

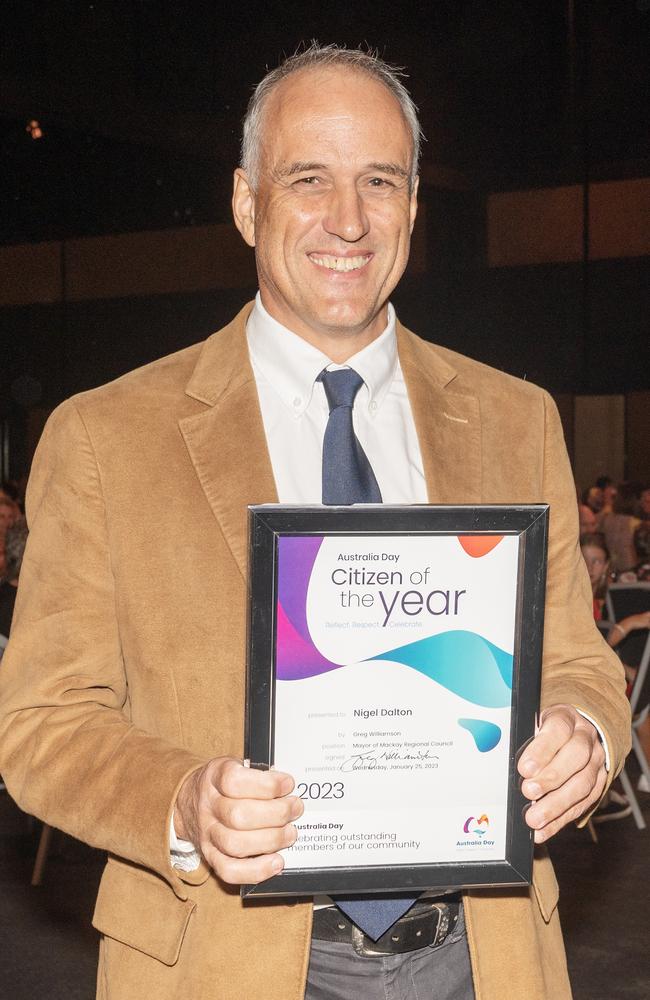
[457,813,494,848]
[463,814,489,836]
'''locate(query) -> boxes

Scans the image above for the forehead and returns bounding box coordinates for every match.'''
[261,67,413,167]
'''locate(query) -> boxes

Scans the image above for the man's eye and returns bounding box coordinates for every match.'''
[368,177,393,187]
[294,176,321,186]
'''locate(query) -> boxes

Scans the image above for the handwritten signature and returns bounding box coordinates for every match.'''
[340,746,440,772]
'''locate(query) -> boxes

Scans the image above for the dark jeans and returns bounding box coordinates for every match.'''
[305,904,474,1000]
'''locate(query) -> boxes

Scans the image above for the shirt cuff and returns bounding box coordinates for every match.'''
[576,709,611,771]
[169,812,202,872]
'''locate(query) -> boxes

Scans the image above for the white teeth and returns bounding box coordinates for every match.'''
[310,254,370,272]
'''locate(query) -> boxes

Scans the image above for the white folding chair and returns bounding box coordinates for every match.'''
[605,583,650,830]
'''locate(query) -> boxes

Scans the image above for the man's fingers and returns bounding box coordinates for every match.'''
[515,704,609,845]
[215,793,303,832]
[208,820,298,861]
[212,758,295,800]
[526,766,608,843]
[204,846,287,885]
[525,756,604,829]
[521,727,599,799]
[518,707,576,779]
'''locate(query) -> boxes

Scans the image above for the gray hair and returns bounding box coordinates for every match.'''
[241,43,423,190]
[4,516,28,581]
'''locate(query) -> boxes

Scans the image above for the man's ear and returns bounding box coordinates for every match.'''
[408,175,419,235]
[232,168,256,247]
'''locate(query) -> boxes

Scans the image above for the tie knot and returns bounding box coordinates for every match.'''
[318,368,364,413]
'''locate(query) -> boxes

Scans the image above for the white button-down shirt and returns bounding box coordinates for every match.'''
[246,293,428,506]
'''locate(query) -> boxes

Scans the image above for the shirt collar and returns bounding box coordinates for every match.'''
[246,292,397,418]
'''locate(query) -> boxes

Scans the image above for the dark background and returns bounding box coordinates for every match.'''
[1,0,649,480]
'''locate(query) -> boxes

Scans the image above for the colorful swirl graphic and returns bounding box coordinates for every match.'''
[275,536,512,739]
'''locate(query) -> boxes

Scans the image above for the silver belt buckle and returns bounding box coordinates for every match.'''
[351,925,385,957]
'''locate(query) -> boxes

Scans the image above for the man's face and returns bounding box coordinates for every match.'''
[233,67,418,356]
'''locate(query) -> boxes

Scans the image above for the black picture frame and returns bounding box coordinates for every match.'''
[242,504,548,899]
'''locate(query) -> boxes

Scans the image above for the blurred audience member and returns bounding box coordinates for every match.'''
[0,497,16,536]
[618,524,650,584]
[580,531,650,814]
[580,532,612,619]
[1,480,25,517]
[579,503,598,533]
[583,485,604,514]
[600,482,641,573]
[0,497,18,580]
[0,517,28,639]
[595,475,617,518]
[640,485,650,524]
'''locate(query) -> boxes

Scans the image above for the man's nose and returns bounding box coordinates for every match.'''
[322,184,370,243]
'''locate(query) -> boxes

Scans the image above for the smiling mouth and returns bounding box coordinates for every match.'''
[308,253,372,272]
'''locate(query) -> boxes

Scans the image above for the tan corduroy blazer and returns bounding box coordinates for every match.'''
[0,303,630,1000]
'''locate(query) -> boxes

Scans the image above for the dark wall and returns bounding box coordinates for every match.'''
[2,254,647,408]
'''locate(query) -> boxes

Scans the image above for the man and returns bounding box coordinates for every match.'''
[0,45,630,1000]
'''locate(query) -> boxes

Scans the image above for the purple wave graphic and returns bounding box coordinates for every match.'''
[277,536,323,640]
[276,601,341,680]
[276,535,340,680]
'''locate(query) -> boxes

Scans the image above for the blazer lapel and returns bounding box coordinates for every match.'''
[179,304,278,578]
[179,307,482,576]
[397,323,483,504]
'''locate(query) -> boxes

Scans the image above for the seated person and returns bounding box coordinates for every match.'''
[600,483,641,573]
[0,518,28,642]
[578,503,598,534]
[580,531,650,812]
[618,524,650,583]
[580,531,612,620]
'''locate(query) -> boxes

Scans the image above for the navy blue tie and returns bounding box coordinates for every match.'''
[318,368,382,506]
[319,367,417,940]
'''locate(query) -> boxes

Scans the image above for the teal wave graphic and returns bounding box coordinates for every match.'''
[458,718,502,752]
[371,630,512,708]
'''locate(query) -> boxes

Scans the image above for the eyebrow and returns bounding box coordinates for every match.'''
[366,162,410,179]
[277,162,328,177]
[276,161,410,179]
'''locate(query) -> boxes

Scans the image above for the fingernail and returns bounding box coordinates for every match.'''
[525,782,541,799]
[526,806,539,826]
[271,856,284,873]
[519,758,536,777]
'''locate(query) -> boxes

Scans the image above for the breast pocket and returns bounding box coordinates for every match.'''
[93,858,196,966]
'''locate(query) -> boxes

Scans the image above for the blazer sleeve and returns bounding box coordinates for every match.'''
[538,391,631,777]
[0,399,209,894]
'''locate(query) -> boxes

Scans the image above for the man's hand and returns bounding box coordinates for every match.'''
[518,705,607,843]
[174,757,304,883]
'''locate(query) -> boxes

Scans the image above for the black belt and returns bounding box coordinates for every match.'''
[312,896,461,957]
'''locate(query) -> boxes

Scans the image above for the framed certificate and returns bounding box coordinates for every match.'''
[242,504,548,899]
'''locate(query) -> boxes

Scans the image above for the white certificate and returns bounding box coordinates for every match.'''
[274,532,517,870]
[244,505,547,898]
